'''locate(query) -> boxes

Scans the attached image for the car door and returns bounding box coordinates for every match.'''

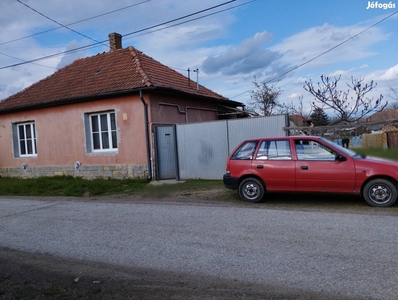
[294,139,356,192]
[252,139,296,191]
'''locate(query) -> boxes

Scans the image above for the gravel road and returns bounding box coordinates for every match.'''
[0,195,397,299]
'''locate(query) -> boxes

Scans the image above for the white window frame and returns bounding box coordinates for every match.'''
[88,111,118,152]
[16,122,37,157]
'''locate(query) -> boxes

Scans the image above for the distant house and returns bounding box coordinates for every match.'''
[0,33,246,179]
[365,108,398,122]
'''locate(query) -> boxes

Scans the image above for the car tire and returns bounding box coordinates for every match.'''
[238,178,265,203]
[363,179,397,207]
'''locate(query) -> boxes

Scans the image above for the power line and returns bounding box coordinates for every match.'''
[123,0,237,38]
[125,1,256,40]
[0,51,56,69]
[232,9,398,100]
[15,0,106,46]
[0,0,240,70]
[0,0,151,47]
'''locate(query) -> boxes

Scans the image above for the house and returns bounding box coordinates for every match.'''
[0,33,246,180]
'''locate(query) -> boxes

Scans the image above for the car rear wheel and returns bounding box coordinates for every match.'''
[363,179,397,207]
[238,178,264,203]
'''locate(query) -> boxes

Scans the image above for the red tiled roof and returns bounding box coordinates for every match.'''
[289,114,309,126]
[0,47,229,112]
[365,108,398,122]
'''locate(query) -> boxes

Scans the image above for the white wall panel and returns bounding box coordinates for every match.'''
[177,121,228,180]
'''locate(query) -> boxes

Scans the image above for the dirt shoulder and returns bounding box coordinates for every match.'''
[1,188,396,299]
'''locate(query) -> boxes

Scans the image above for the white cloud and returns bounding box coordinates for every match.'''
[293,77,307,84]
[329,68,355,77]
[288,93,300,99]
[56,40,91,69]
[272,23,389,69]
[201,31,278,75]
[378,64,398,81]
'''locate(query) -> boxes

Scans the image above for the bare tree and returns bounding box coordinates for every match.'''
[247,78,282,116]
[304,75,387,125]
[279,95,312,120]
[388,84,398,107]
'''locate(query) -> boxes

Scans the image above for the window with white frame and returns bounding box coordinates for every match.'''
[13,122,37,157]
[88,111,118,152]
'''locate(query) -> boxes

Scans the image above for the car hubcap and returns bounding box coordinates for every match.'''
[244,183,259,199]
[369,184,391,204]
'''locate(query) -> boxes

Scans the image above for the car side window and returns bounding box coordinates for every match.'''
[295,140,336,160]
[231,141,258,160]
[256,140,292,160]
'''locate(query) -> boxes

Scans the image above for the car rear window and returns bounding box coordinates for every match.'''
[231,141,258,160]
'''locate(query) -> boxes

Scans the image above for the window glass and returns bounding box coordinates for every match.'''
[231,141,258,160]
[91,115,99,132]
[102,132,110,149]
[111,131,117,148]
[295,140,336,160]
[26,124,32,139]
[20,140,26,155]
[256,140,291,160]
[110,113,116,130]
[18,125,25,139]
[93,133,100,149]
[100,114,108,131]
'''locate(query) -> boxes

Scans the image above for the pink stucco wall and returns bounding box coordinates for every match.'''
[0,94,147,169]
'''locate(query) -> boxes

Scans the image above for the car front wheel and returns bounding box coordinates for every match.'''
[363,179,397,207]
[238,178,265,203]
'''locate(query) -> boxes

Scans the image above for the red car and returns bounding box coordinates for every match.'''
[223,136,398,207]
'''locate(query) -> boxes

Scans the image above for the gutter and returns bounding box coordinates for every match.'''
[140,90,153,181]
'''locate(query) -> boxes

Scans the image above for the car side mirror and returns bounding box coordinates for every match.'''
[335,154,347,162]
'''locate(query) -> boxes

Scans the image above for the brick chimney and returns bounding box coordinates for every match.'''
[108,32,122,51]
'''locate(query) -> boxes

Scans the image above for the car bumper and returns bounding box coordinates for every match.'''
[223,173,239,189]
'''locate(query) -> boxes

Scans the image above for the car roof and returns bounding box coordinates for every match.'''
[243,135,323,142]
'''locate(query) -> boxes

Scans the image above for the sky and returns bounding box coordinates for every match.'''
[0,0,397,117]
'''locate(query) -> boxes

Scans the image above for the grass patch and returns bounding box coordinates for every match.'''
[0,176,224,197]
[0,176,148,197]
[173,179,223,191]
[142,179,225,199]
[352,148,398,161]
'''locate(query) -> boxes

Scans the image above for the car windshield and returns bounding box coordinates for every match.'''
[319,137,362,158]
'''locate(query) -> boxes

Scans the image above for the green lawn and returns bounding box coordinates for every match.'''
[0,176,222,197]
[352,148,398,161]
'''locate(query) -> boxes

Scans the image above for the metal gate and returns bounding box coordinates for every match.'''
[154,125,178,180]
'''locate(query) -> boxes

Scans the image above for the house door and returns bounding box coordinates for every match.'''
[155,125,179,180]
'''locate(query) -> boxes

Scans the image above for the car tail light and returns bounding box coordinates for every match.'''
[226,160,230,173]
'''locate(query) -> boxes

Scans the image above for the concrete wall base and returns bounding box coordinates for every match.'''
[0,164,149,179]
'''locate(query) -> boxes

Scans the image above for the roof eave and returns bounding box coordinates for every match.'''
[0,87,156,114]
[152,87,244,107]
[0,86,243,115]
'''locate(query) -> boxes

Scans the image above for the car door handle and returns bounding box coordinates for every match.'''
[300,166,308,170]
[257,165,264,169]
